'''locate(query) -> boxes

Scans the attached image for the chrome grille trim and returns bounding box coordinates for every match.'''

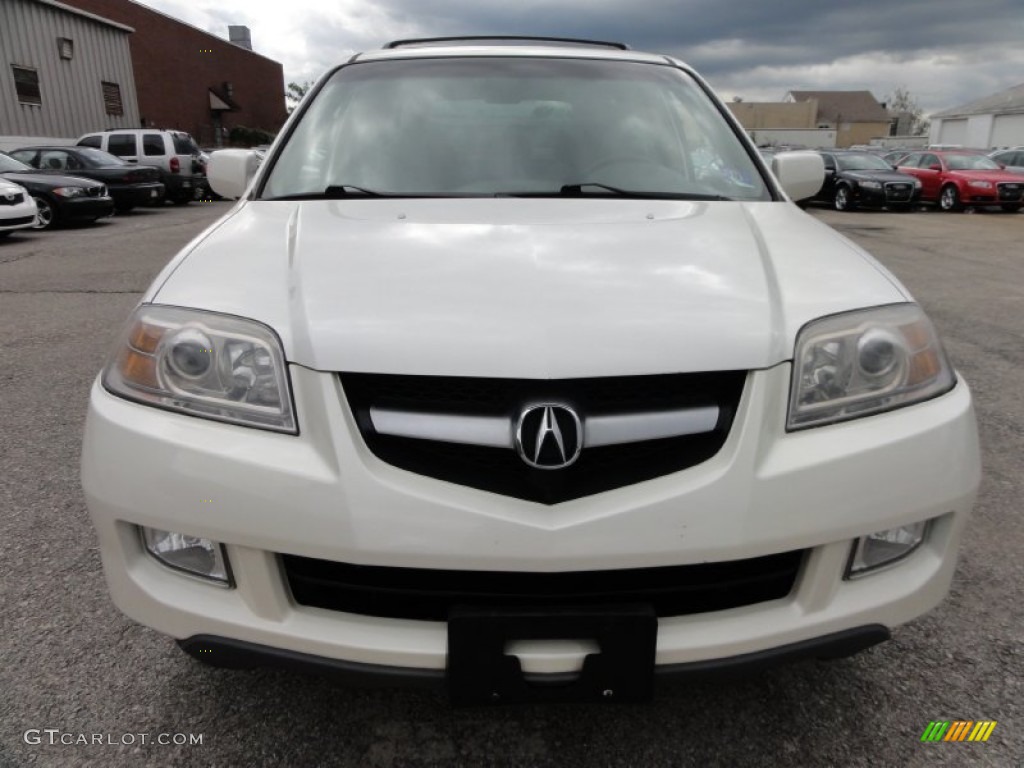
[369,405,720,449]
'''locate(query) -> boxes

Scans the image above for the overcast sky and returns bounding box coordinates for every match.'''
[136,0,1024,115]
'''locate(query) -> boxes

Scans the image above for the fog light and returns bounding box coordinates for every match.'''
[846,522,927,578]
[141,527,232,585]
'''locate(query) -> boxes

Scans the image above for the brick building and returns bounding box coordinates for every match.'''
[59,0,288,146]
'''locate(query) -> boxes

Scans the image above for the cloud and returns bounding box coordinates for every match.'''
[134,0,1024,114]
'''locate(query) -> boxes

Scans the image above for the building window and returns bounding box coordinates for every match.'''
[12,65,41,106]
[102,81,123,116]
[57,38,74,60]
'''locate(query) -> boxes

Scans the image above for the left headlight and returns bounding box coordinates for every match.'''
[859,180,882,190]
[788,304,955,430]
[52,186,87,198]
[103,305,297,433]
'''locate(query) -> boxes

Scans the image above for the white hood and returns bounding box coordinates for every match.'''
[151,199,907,378]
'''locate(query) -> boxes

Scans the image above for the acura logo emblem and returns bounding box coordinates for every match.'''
[515,404,582,470]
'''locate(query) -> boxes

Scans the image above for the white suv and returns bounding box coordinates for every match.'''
[77,129,203,204]
[82,38,980,706]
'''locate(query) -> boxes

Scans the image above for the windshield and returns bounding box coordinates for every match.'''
[76,147,128,167]
[0,153,32,173]
[261,57,769,200]
[945,154,1000,171]
[836,153,894,171]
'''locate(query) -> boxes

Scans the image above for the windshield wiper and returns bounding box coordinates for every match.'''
[324,184,382,197]
[262,185,391,201]
[263,185,460,201]
[502,183,735,201]
[559,182,634,196]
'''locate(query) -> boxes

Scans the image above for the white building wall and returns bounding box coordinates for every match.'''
[747,128,837,148]
[965,115,995,148]
[0,0,139,140]
[991,114,1024,148]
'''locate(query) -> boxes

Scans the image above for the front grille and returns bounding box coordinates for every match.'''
[282,550,805,621]
[86,185,106,198]
[0,193,25,206]
[884,182,913,201]
[341,371,746,503]
[997,182,1023,202]
[1,215,35,227]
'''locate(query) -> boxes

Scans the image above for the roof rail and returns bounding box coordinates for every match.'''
[383,36,629,51]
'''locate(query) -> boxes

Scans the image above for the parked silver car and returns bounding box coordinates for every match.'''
[989,149,1024,175]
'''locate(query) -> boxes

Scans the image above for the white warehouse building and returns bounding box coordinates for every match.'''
[929,82,1024,149]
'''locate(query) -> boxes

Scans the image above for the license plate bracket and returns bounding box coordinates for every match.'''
[447,604,657,706]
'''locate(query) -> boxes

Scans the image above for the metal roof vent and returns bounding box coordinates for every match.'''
[228,25,252,50]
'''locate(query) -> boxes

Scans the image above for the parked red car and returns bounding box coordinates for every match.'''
[894,150,1023,212]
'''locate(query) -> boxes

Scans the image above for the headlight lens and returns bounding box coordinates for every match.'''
[859,180,882,190]
[967,180,992,189]
[103,305,296,433]
[911,178,922,188]
[788,304,954,430]
[53,186,86,198]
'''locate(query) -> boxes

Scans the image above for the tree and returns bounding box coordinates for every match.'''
[884,86,930,136]
[286,80,313,114]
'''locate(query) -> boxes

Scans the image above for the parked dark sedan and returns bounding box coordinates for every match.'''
[814,151,922,211]
[0,152,114,229]
[9,146,164,212]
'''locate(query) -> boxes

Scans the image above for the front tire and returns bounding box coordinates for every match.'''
[939,185,963,212]
[833,185,856,211]
[32,196,56,229]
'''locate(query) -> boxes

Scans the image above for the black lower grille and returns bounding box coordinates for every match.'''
[1,215,35,226]
[885,183,912,201]
[0,193,26,206]
[282,550,804,621]
[341,371,746,503]
[998,183,1022,202]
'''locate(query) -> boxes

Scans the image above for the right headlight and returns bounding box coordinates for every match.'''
[103,304,296,433]
[787,303,955,430]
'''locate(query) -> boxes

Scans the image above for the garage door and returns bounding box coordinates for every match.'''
[991,114,1024,148]
[937,119,967,146]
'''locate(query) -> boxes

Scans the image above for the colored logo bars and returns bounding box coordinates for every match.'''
[921,721,997,742]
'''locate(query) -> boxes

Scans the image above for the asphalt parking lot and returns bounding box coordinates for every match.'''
[1,202,1021,767]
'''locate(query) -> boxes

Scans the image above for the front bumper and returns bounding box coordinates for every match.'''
[82,363,980,675]
[853,184,921,208]
[62,196,115,221]
[0,191,38,230]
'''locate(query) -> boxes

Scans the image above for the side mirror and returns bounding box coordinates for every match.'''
[771,151,825,202]
[208,149,261,200]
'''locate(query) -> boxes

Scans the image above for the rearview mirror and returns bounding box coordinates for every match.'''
[771,151,825,202]
[208,149,261,200]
